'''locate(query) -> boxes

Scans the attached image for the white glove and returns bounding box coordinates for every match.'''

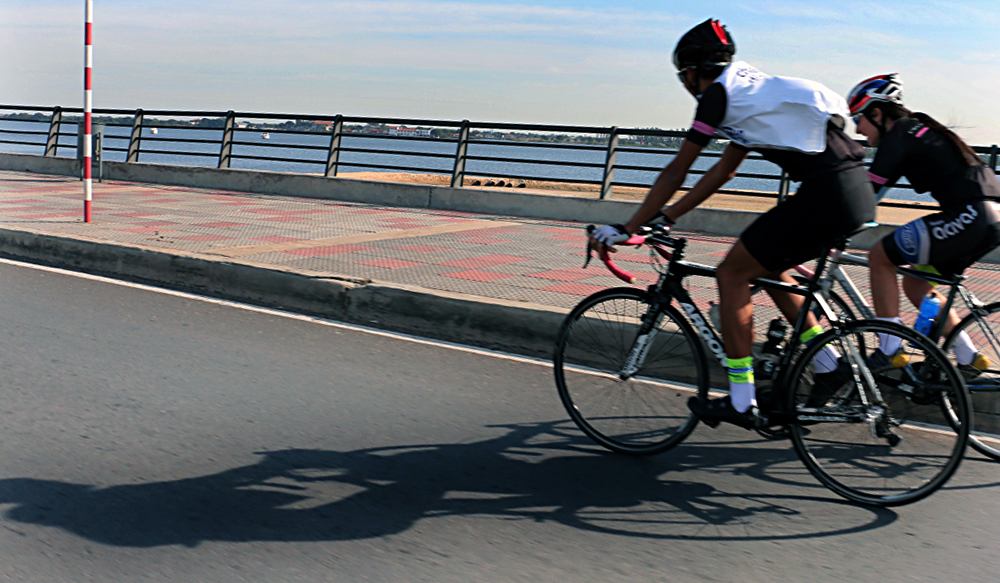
[592,224,630,246]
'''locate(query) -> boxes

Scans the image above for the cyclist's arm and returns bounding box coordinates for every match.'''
[623,139,703,233]
[662,143,749,220]
[867,128,904,191]
[622,82,729,234]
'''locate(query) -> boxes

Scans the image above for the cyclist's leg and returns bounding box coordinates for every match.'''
[869,237,902,318]
[884,203,1000,364]
[710,240,769,418]
[874,221,928,360]
[900,271,961,335]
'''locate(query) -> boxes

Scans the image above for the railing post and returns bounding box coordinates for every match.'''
[127,108,144,163]
[990,144,998,171]
[44,106,63,157]
[600,126,619,200]
[325,115,344,177]
[218,110,236,169]
[450,120,470,188]
[777,169,790,204]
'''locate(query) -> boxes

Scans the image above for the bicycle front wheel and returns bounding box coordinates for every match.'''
[786,320,970,506]
[554,288,709,455]
[943,302,1000,461]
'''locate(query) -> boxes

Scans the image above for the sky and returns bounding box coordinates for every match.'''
[3,0,1000,144]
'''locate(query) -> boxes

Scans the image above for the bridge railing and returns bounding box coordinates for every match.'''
[2,104,998,211]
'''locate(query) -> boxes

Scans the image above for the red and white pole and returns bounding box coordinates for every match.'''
[83,0,93,222]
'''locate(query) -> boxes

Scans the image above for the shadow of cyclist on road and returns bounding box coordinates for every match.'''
[0,421,896,547]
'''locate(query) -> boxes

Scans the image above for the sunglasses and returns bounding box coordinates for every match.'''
[853,115,864,126]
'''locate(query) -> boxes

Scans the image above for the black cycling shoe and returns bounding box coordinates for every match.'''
[688,396,757,430]
[806,358,853,408]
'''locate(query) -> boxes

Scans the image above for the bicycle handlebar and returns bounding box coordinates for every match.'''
[584,225,670,284]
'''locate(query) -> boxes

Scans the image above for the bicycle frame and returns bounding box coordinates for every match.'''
[633,234,855,400]
[806,250,1000,390]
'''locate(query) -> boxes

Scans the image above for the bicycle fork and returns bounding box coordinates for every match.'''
[618,306,666,380]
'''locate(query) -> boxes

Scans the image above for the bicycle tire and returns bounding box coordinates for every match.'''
[554,287,709,455]
[785,319,970,506]
[942,301,1000,461]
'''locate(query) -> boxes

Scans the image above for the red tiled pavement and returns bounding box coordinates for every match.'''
[358,258,427,269]
[193,221,247,228]
[539,282,609,296]
[441,270,517,282]
[455,237,515,245]
[393,245,454,253]
[174,234,235,242]
[282,244,377,257]
[1,168,997,317]
[525,268,595,282]
[251,236,309,243]
[436,254,532,268]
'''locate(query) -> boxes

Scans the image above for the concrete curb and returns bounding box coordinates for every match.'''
[0,226,567,358]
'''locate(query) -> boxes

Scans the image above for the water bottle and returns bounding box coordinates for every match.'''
[914,293,942,337]
[757,318,787,380]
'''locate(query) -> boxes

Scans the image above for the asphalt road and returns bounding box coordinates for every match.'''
[0,259,996,583]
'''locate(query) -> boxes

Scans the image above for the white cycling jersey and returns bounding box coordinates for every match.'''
[714,61,849,153]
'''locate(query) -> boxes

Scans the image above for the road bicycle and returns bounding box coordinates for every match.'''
[753,233,1000,460]
[553,223,971,507]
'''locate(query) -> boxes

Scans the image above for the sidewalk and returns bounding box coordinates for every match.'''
[0,170,737,308]
[0,169,997,348]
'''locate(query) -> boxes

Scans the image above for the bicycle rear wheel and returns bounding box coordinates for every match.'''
[786,320,970,506]
[943,302,1000,461]
[554,287,708,455]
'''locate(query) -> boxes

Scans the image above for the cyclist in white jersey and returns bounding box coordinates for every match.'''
[591,19,876,428]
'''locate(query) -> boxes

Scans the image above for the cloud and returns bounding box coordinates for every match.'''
[1,0,998,142]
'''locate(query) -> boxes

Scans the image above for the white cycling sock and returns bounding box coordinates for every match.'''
[730,382,756,413]
[813,345,841,374]
[877,316,903,355]
[952,330,977,365]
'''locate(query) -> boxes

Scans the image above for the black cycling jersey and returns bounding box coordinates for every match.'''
[685,82,865,182]
[867,117,1000,207]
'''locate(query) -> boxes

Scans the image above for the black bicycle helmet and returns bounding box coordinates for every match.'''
[673,19,735,74]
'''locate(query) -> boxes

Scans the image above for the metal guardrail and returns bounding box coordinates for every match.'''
[2,104,997,210]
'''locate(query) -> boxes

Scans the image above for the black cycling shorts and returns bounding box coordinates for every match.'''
[741,165,876,272]
[882,199,1000,276]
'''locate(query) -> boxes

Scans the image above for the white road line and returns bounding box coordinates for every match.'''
[0,257,552,368]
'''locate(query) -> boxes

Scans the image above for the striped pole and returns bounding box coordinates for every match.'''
[83,0,93,222]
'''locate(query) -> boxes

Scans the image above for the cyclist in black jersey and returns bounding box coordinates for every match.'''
[590,19,876,428]
[847,74,1000,376]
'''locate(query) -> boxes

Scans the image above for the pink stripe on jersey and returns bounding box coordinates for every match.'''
[868,171,888,185]
[691,121,715,136]
[916,127,929,138]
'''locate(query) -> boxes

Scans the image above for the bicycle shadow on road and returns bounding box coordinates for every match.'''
[0,421,896,547]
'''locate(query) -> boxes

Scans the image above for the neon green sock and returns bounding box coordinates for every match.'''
[726,356,754,384]
[800,325,823,345]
